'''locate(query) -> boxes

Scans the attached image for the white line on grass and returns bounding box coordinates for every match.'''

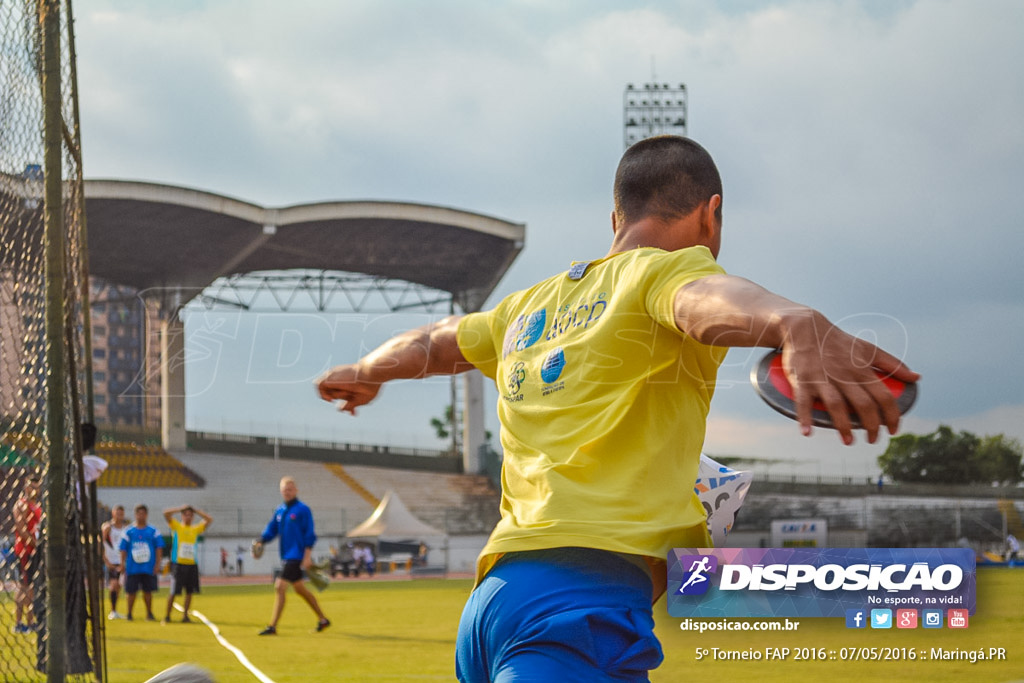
[175,605,277,683]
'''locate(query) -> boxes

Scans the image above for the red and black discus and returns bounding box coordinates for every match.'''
[750,349,917,429]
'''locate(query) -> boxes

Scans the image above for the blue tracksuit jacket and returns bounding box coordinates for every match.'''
[261,498,316,561]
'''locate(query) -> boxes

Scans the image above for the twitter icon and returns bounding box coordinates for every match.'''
[870,609,892,629]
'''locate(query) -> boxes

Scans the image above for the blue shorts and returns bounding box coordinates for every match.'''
[455,547,662,682]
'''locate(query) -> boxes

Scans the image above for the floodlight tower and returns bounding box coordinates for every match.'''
[623,82,687,149]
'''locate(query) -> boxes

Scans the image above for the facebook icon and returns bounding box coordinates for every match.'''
[845,609,866,629]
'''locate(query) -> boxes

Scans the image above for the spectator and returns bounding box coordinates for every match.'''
[1007,534,1020,562]
[119,504,164,621]
[13,474,42,633]
[415,542,429,567]
[101,505,129,619]
[354,544,376,577]
[162,505,213,623]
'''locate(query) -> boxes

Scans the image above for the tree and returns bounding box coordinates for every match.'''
[972,434,1024,483]
[430,405,459,453]
[430,405,491,453]
[878,425,1023,485]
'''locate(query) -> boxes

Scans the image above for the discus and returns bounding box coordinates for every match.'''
[751,349,917,429]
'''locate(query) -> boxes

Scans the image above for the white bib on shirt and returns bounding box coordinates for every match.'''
[177,542,196,562]
[131,541,151,564]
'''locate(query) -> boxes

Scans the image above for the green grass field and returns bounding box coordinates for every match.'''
[5,568,1023,681]
[103,568,1022,682]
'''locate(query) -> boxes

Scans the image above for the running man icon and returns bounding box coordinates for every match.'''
[678,556,716,595]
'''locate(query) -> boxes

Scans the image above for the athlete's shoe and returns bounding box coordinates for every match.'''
[107,610,125,620]
[145,613,157,622]
[258,625,277,636]
[316,618,331,632]
[13,623,29,634]
[181,615,193,624]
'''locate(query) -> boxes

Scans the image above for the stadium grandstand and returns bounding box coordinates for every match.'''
[94,445,502,576]
[93,441,203,489]
[79,179,525,580]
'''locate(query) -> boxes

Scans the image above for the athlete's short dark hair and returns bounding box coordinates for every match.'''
[613,135,722,226]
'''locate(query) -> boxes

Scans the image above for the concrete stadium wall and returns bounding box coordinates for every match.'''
[187,432,463,474]
[726,490,1021,549]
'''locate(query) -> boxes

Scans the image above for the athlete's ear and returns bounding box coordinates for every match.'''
[701,195,722,259]
[703,195,722,232]
[610,210,618,234]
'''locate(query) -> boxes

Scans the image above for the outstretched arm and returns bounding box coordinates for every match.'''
[674,274,920,444]
[316,316,473,415]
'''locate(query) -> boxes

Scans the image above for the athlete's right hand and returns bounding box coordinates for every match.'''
[316,364,381,415]
[778,310,919,445]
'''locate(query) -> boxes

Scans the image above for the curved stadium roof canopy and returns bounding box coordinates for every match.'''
[84,180,525,312]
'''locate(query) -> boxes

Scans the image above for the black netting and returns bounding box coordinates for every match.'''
[1,0,100,680]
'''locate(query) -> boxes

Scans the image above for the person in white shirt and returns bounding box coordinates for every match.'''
[101,505,129,619]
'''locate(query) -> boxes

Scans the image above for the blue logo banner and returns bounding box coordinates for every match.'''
[667,548,976,618]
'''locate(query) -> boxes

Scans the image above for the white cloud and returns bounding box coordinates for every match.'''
[73,0,1024,461]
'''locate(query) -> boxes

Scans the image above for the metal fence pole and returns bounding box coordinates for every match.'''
[42,0,68,678]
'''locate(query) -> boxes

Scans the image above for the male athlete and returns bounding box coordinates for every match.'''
[162,504,213,623]
[254,476,330,635]
[101,505,129,619]
[316,135,919,681]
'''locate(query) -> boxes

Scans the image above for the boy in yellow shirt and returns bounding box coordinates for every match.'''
[163,505,213,623]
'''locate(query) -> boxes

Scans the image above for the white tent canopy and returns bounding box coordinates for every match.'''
[345,489,447,540]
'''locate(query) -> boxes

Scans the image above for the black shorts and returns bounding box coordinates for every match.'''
[104,565,122,583]
[170,563,201,595]
[124,573,158,594]
[280,560,305,583]
[19,551,41,584]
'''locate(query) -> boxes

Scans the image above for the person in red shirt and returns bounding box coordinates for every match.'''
[13,474,42,633]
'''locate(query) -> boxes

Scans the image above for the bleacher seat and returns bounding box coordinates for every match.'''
[95,441,203,489]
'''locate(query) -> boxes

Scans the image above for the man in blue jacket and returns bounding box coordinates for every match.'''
[255,476,330,635]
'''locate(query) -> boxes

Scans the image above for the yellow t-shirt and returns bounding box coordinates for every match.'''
[457,246,727,584]
[168,519,206,566]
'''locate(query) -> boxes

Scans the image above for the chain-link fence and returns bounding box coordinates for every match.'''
[1,0,100,680]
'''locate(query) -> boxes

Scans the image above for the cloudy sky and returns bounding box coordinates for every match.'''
[74,0,1024,477]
